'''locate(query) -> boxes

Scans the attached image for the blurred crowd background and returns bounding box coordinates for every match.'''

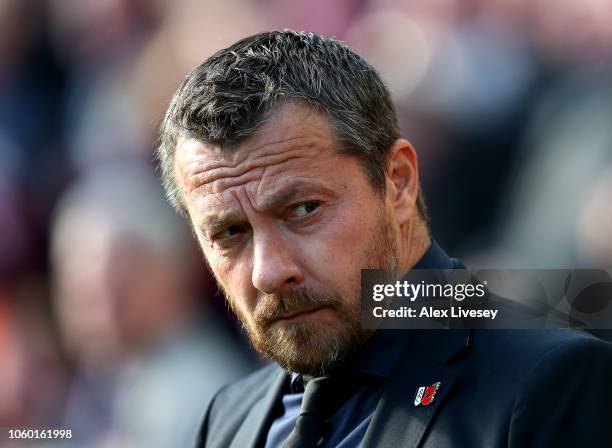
[1,0,611,446]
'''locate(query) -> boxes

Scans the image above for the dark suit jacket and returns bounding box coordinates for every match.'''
[196,328,612,447]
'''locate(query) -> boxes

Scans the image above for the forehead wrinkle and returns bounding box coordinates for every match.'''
[183,143,320,196]
[191,149,341,226]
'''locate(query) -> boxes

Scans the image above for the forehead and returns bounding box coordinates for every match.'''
[174,103,354,213]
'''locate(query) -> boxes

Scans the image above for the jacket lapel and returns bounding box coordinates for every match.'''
[229,367,289,448]
[362,329,471,448]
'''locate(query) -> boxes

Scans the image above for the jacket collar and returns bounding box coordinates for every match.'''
[229,368,289,448]
[413,240,457,270]
[360,240,472,448]
[361,328,471,448]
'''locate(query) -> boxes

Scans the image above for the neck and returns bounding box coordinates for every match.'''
[397,218,431,278]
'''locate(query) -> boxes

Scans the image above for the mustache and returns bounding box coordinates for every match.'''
[253,290,340,326]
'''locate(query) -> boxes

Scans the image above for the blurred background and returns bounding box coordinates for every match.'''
[1,0,611,446]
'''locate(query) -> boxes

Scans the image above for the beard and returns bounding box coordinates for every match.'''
[221,205,398,376]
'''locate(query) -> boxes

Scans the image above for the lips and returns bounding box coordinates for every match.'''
[273,306,327,323]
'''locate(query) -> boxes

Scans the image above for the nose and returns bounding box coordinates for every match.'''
[251,225,303,294]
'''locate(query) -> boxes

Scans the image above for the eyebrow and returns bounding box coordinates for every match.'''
[256,183,317,211]
[199,181,334,233]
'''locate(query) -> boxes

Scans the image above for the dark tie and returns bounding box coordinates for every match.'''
[282,373,364,448]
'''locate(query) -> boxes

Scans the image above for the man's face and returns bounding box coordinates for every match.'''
[175,103,398,374]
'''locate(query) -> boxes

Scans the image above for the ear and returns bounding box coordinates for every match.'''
[386,139,420,226]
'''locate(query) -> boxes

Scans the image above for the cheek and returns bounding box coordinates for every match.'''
[297,205,376,292]
[207,251,259,312]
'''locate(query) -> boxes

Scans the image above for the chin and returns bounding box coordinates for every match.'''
[259,321,366,376]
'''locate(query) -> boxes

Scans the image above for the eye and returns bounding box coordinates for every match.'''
[212,224,247,241]
[290,201,320,218]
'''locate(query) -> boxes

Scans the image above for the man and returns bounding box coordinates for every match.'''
[157,31,612,447]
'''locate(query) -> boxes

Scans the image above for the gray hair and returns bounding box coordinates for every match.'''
[157,30,427,219]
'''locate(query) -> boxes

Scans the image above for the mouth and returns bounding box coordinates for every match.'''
[272,306,329,324]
